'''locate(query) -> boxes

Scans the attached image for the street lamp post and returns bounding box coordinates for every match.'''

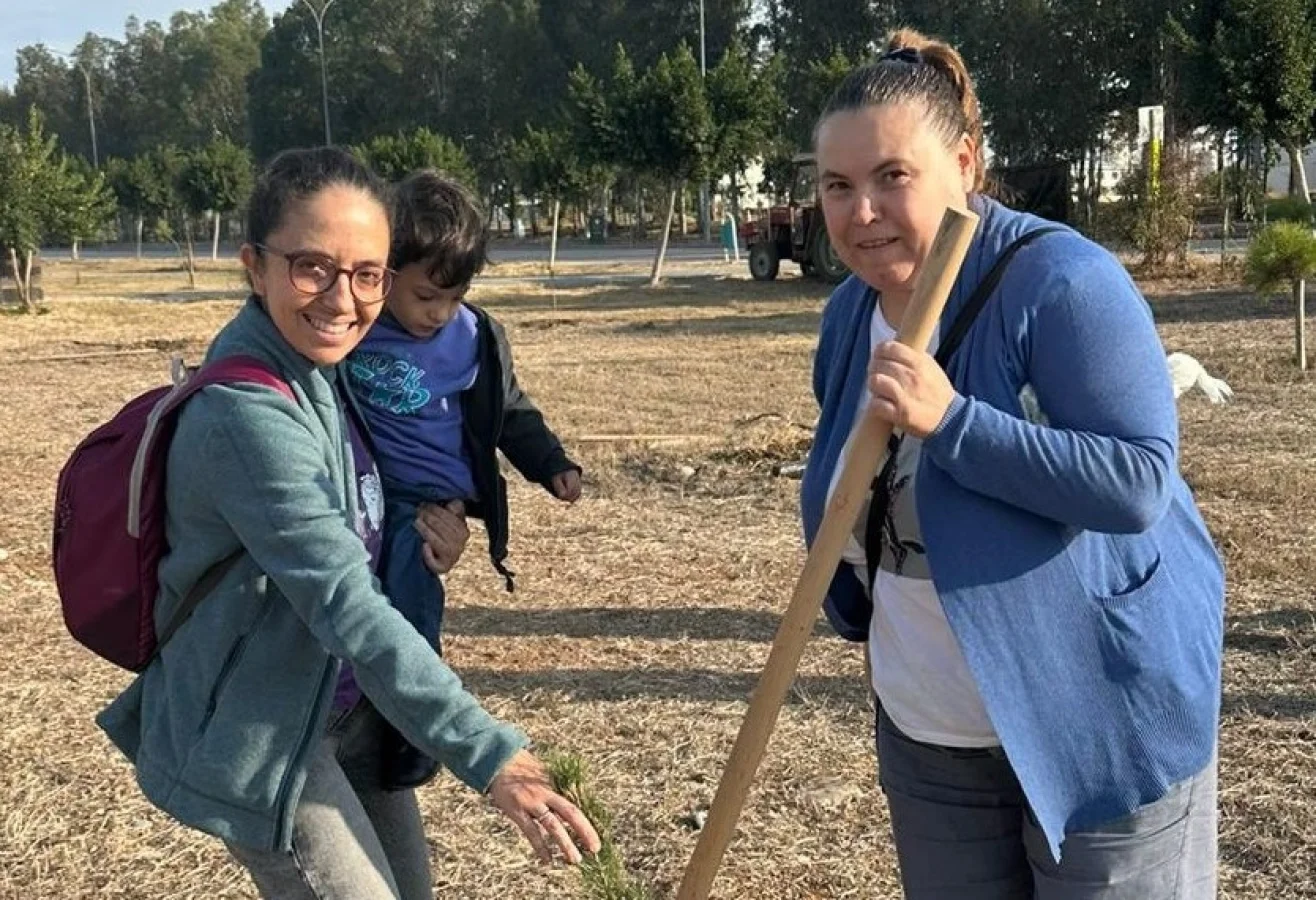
[302,0,337,145]
[77,62,98,169]
[52,50,98,168]
[699,0,711,243]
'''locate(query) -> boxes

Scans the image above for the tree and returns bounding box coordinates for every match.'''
[571,44,710,275]
[1247,221,1316,368]
[634,45,715,284]
[761,46,855,197]
[770,0,887,66]
[1210,0,1316,202]
[353,128,477,186]
[568,44,638,230]
[0,111,56,311]
[12,46,84,161]
[101,17,178,159]
[0,85,18,128]
[105,154,173,257]
[0,108,111,311]
[46,157,116,260]
[514,124,587,271]
[707,40,782,211]
[162,0,270,146]
[135,145,199,287]
[249,0,479,159]
[179,138,254,259]
[541,0,748,80]
[448,0,565,226]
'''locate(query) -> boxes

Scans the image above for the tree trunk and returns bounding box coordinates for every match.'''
[635,186,646,243]
[182,218,197,290]
[71,238,80,261]
[549,198,561,274]
[649,185,678,287]
[212,210,222,260]
[20,248,36,313]
[1219,135,1229,273]
[1289,145,1311,202]
[135,216,144,259]
[1297,279,1308,370]
[8,247,33,312]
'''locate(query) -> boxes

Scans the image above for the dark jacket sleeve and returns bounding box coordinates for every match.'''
[488,314,579,488]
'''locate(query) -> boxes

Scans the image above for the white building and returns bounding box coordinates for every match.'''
[1266,146,1316,197]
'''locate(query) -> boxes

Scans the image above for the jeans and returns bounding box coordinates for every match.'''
[876,707,1218,899]
[226,701,433,900]
[380,480,452,654]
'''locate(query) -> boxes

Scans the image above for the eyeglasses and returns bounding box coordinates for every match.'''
[256,244,394,305]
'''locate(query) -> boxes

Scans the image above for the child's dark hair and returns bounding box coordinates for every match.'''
[245,146,393,248]
[815,28,986,192]
[391,170,489,287]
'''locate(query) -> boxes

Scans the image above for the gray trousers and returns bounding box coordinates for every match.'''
[877,708,1217,900]
[227,702,433,900]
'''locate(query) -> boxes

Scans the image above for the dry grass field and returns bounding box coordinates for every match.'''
[0,255,1311,899]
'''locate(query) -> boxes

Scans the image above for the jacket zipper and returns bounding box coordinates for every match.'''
[199,632,253,733]
[271,658,336,851]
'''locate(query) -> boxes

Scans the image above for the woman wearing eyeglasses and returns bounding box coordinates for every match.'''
[96,147,599,900]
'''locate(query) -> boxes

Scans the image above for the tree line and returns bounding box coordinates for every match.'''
[4,0,1316,293]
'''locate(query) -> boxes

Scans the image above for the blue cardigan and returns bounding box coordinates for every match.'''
[800,196,1224,860]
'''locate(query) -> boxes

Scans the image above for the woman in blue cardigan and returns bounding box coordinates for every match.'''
[800,29,1224,899]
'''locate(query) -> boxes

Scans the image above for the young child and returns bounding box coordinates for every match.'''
[345,170,581,788]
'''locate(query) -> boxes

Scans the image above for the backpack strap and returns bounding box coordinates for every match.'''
[862,225,1064,595]
[144,355,294,660]
[128,355,293,538]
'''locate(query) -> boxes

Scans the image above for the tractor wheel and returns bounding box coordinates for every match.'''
[749,241,780,281]
[811,229,849,283]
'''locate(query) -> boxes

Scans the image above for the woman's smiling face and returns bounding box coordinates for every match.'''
[816,101,975,300]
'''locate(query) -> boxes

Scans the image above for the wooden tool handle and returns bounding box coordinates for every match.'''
[675,205,980,900]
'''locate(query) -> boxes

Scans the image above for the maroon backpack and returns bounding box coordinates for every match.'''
[52,355,293,672]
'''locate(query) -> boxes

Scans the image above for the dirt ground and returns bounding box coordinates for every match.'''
[0,256,1311,899]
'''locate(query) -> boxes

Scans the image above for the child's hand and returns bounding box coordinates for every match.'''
[551,469,582,504]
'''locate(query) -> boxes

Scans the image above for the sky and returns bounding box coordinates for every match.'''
[2,0,295,89]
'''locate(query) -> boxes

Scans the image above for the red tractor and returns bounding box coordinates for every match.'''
[746,153,849,283]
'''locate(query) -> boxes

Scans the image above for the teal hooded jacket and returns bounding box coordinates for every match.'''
[97,297,527,852]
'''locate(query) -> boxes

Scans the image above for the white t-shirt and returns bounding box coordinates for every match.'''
[825,304,999,748]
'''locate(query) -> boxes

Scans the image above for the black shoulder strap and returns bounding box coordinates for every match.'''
[934,226,1066,368]
[862,225,1063,594]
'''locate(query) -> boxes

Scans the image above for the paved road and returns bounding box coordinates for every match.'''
[1187,238,1251,255]
[41,241,731,265]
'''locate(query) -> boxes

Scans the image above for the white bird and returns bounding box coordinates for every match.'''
[1166,352,1233,403]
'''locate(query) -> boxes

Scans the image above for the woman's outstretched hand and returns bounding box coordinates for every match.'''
[488,749,602,865]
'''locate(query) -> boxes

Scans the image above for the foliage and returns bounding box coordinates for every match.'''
[0,108,114,309]
[1112,150,1199,267]
[1266,195,1316,225]
[1246,221,1316,293]
[353,128,477,186]
[545,751,656,900]
[178,137,253,216]
[45,157,117,247]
